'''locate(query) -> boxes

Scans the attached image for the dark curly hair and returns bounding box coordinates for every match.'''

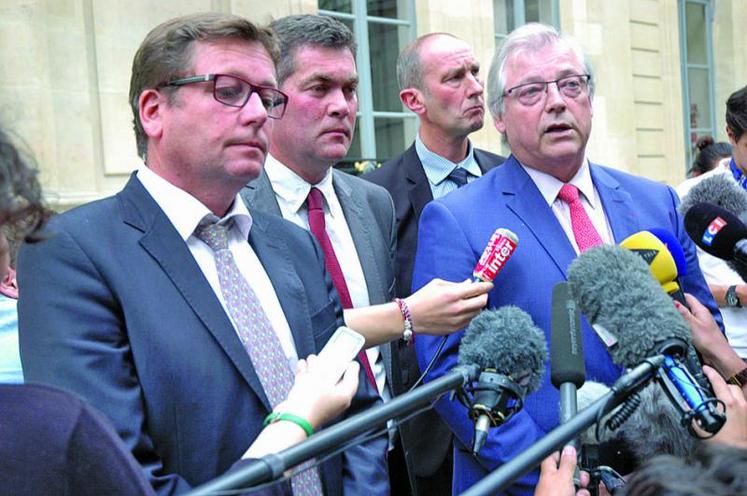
[0,127,50,242]
[689,135,732,177]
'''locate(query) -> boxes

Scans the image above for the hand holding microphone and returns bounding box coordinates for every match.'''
[403,278,493,336]
[399,228,517,337]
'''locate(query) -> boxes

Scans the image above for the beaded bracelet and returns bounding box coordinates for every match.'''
[394,297,414,345]
[263,412,314,437]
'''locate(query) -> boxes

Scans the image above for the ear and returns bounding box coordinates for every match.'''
[0,266,18,299]
[494,113,507,135]
[139,89,166,140]
[727,126,737,146]
[400,88,426,115]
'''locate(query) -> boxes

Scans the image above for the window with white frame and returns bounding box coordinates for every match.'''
[319,0,417,167]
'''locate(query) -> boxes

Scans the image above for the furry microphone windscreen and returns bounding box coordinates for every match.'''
[679,173,747,218]
[567,245,691,368]
[458,306,547,395]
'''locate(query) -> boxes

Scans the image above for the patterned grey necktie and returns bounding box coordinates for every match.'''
[194,215,323,495]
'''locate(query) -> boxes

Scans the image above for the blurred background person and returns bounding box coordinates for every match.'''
[687,135,732,178]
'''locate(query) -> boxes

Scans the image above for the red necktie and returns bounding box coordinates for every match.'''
[306,187,378,392]
[557,184,603,252]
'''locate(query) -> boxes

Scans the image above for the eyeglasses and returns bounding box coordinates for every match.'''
[159,73,288,119]
[503,74,591,106]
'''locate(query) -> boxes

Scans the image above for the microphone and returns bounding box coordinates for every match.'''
[576,381,698,477]
[684,202,747,280]
[567,245,725,436]
[620,231,687,305]
[414,227,520,389]
[457,306,546,454]
[550,282,585,441]
[622,231,714,392]
[678,172,747,219]
[648,228,688,277]
[473,228,519,282]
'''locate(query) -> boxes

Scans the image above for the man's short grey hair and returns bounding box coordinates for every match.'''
[396,32,457,92]
[487,23,595,119]
[270,15,357,86]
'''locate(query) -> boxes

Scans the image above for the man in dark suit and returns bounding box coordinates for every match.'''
[240,17,493,494]
[364,33,504,495]
[18,13,388,495]
[412,24,722,494]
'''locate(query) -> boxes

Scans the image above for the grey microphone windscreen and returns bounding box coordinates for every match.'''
[679,173,747,218]
[566,245,691,368]
[458,306,547,395]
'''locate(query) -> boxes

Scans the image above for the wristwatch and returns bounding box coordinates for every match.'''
[727,366,747,388]
[726,285,742,308]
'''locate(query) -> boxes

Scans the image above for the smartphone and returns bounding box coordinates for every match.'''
[317,326,366,383]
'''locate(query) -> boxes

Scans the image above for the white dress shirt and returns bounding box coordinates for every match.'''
[264,154,389,399]
[136,165,298,367]
[522,159,614,253]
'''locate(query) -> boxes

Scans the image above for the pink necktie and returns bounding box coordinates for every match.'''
[557,184,603,252]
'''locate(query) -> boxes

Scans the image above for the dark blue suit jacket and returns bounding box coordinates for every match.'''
[412,156,722,495]
[18,174,387,495]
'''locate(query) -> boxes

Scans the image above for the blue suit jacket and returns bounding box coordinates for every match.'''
[18,174,387,495]
[412,156,722,495]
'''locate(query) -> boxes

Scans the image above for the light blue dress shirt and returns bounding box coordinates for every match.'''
[415,134,482,199]
[0,294,23,383]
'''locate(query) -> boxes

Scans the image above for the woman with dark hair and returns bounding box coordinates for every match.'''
[688,135,732,178]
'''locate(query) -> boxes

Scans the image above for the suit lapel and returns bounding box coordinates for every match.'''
[474,149,500,173]
[332,171,394,391]
[249,214,317,359]
[403,146,435,220]
[119,176,273,410]
[590,164,641,242]
[241,169,283,216]
[501,158,579,277]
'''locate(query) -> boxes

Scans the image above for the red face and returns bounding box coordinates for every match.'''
[418,35,485,139]
[145,39,275,212]
[495,43,593,181]
[269,45,358,183]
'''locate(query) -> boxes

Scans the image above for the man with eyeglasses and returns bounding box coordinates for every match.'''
[18,12,388,495]
[410,23,720,495]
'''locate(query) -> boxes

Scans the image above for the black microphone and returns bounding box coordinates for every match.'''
[457,306,547,454]
[678,172,747,219]
[684,202,747,281]
[567,245,725,436]
[551,282,585,438]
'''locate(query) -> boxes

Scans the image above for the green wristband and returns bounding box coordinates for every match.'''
[263,412,314,437]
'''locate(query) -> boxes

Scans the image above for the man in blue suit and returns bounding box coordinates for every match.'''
[18,13,387,495]
[412,23,722,495]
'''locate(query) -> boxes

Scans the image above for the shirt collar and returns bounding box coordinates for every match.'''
[264,153,336,216]
[136,164,252,241]
[521,158,599,209]
[415,133,481,186]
